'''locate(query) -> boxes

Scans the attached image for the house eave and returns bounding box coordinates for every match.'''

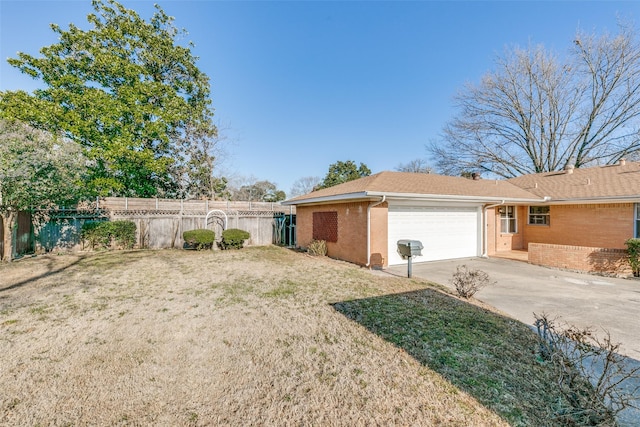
[366,191,545,204]
[282,192,373,206]
[283,191,546,206]
[543,195,640,205]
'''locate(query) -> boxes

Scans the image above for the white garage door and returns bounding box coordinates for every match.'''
[387,205,480,265]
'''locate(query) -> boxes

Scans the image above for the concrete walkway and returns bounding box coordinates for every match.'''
[383,256,640,425]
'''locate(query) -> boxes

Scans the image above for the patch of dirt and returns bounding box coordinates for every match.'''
[0,247,507,426]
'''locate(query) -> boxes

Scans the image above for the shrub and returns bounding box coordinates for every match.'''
[109,221,137,249]
[183,229,215,250]
[81,221,108,249]
[81,220,136,250]
[534,313,640,425]
[220,228,250,250]
[625,238,640,277]
[450,265,493,299]
[307,239,327,256]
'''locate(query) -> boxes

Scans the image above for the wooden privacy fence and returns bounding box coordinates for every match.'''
[27,198,295,253]
[99,197,294,215]
[55,198,295,250]
[0,211,34,259]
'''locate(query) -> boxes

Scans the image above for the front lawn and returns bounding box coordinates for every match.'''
[1,247,564,425]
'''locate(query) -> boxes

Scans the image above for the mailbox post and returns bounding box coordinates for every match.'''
[396,240,423,278]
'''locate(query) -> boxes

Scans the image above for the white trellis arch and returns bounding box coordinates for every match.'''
[204,209,227,231]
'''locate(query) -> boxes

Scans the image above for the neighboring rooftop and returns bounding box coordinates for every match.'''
[507,160,640,200]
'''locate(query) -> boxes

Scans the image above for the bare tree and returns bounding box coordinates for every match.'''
[289,176,321,197]
[395,159,433,174]
[431,24,640,178]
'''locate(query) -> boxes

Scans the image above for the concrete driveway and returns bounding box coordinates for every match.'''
[384,256,640,426]
[385,256,640,359]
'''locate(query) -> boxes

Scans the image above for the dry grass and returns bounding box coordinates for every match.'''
[0,247,560,426]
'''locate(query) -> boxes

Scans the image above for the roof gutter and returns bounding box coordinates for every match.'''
[540,195,640,205]
[366,195,386,268]
[365,191,544,204]
[482,201,505,258]
[284,190,545,206]
[282,192,370,206]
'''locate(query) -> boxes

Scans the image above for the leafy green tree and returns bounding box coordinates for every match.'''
[263,189,286,203]
[209,177,231,201]
[170,123,229,200]
[0,119,86,261]
[0,0,216,197]
[318,160,371,189]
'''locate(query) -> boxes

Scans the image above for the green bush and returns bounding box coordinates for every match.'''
[220,228,250,250]
[81,220,136,250]
[109,221,137,249]
[183,229,215,250]
[81,221,107,249]
[625,238,640,277]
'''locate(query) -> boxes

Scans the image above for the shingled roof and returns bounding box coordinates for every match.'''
[506,161,640,201]
[285,161,640,205]
[285,171,542,204]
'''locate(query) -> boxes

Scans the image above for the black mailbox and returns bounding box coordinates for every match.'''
[397,239,423,259]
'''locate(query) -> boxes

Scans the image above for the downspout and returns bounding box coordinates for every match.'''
[366,195,386,268]
[482,200,505,257]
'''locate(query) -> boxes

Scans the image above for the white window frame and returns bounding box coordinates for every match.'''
[528,206,550,226]
[499,205,517,233]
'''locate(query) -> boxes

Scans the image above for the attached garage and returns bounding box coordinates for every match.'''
[387,204,481,265]
[284,171,544,268]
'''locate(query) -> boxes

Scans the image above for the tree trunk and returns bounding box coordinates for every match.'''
[1,210,16,262]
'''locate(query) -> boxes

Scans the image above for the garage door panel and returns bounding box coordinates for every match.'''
[388,206,479,265]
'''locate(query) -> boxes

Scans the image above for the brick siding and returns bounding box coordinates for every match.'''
[529,243,632,276]
[490,203,634,254]
[487,206,526,255]
[523,203,634,249]
[296,201,388,267]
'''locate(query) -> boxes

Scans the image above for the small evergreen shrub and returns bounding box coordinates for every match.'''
[220,228,250,250]
[81,222,107,249]
[81,220,136,250]
[625,238,640,277]
[183,229,216,250]
[109,221,137,249]
[307,239,327,256]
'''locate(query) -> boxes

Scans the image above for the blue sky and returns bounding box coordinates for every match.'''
[2,1,640,197]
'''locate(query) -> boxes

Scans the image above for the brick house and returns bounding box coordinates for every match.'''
[283,160,640,275]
